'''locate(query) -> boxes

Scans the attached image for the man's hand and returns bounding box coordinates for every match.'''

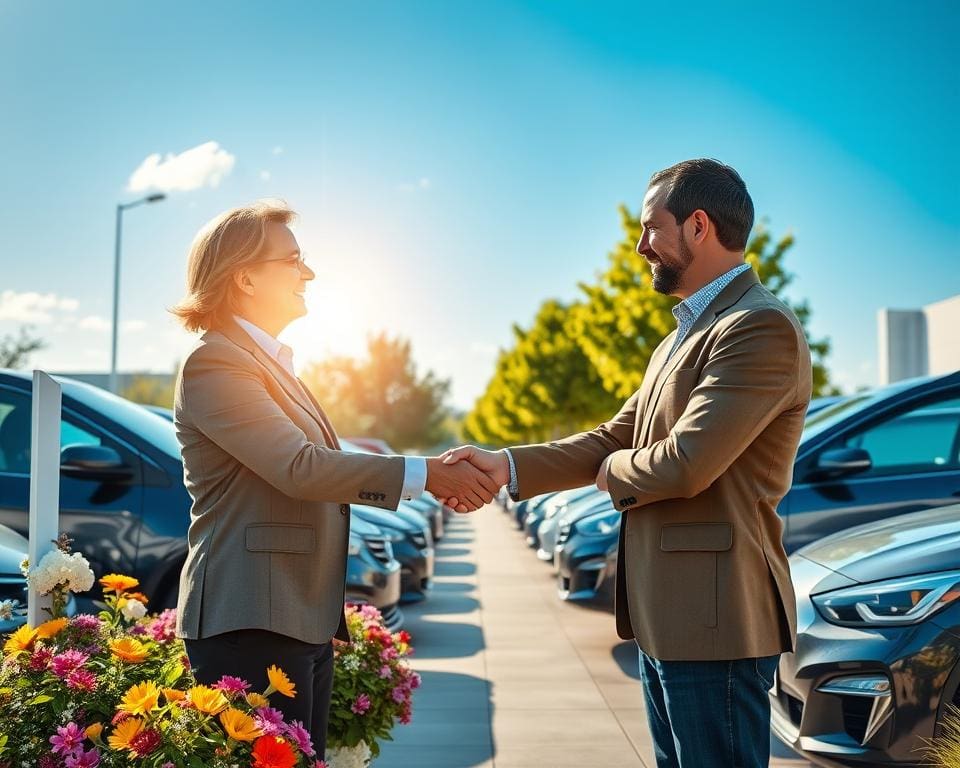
[435,445,511,511]
[425,456,501,514]
[596,454,612,492]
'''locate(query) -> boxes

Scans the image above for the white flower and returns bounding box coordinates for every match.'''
[19,557,29,578]
[325,741,372,768]
[120,598,147,621]
[0,599,18,621]
[26,548,95,595]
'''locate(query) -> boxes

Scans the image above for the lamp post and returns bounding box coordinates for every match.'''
[109,193,166,394]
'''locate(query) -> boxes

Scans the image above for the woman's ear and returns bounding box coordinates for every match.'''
[233,269,256,297]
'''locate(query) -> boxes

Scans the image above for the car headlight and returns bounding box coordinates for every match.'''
[576,510,620,537]
[379,528,405,543]
[544,502,561,519]
[812,570,960,627]
[348,535,362,556]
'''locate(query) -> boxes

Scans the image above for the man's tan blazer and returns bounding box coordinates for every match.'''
[173,319,404,644]
[510,268,811,660]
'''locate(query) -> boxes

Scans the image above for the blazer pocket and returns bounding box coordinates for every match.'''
[245,524,316,554]
[660,522,733,552]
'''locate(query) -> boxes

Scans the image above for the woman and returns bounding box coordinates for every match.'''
[170,201,496,756]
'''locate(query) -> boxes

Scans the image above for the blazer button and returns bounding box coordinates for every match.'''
[340,505,349,516]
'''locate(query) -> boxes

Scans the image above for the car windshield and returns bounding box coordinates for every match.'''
[58,378,182,461]
[800,376,938,445]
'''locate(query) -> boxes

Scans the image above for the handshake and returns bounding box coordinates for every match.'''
[424,446,510,513]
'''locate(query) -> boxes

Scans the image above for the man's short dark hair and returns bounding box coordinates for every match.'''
[649,159,754,251]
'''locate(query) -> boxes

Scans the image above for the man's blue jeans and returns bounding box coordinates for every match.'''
[639,647,780,768]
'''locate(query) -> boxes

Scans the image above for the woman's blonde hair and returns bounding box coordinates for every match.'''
[170,200,297,333]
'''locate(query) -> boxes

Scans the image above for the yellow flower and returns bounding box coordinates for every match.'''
[107,717,143,750]
[85,722,103,741]
[246,692,270,708]
[109,637,149,663]
[162,687,186,703]
[35,617,69,639]
[99,573,139,593]
[220,708,263,742]
[187,685,229,715]
[265,665,296,698]
[119,681,160,716]
[3,625,37,655]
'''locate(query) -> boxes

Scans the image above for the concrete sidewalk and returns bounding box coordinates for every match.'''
[377,506,811,768]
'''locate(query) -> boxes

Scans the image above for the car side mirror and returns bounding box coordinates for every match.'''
[60,444,133,481]
[812,447,872,480]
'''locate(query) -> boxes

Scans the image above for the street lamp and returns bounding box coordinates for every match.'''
[109,193,166,394]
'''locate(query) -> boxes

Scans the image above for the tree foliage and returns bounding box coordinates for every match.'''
[0,326,45,369]
[300,333,452,452]
[121,374,175,408]
[464,205,837,446]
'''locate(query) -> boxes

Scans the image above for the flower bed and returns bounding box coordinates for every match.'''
[0,538,417,767]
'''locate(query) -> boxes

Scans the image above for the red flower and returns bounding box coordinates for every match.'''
[252,736,297,768]
[129,727,162,756]
[111,710,132,726]
[397,630,411,644]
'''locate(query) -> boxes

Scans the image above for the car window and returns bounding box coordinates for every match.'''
[0,387,103,475]
[841,397,960,475]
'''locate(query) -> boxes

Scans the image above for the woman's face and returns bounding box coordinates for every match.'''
[243,222,315,330]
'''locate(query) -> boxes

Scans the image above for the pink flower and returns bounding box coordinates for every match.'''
[314,762,329,768]
[148,609,178,642]
[51,650,88,678]
[66,668,97,692]
[400,703,412,725]
[378,665,392,679]
[65,747,101,768]
[49,722,84,755]
[284,720,315,757]
[254,706,286,736]
[351,694,371,715]
[380,646,398,662]
[128,623,149,636]
[29,647,53,671]
[391,686,407,704]
[161,763,175,768]
[409,671,422,690]
[212,675,250,695]
[70,614,102,632]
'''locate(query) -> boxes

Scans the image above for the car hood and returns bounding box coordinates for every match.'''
[0,524,28,574]
[796,503,960,584]
[351,505,421,533]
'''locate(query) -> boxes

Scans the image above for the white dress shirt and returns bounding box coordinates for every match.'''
[233,315,426,501]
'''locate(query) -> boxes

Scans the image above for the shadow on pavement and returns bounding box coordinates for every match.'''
[434,560,477,578]
[612,640,642,681]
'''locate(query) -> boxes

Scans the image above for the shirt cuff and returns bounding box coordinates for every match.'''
[401,456,427,501]
[504,448,520,499]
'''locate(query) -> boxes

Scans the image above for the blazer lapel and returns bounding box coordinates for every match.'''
[639,268,761,447]
[217,320,339,448]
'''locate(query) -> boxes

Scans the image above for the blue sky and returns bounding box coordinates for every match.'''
[1,1,957,408]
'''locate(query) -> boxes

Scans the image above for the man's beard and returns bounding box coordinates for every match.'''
[650,234,692,295]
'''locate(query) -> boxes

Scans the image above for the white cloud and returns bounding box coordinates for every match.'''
[79,316,111,332]
[271,145,284,155]
[128,141,235,192]
[123,320,147,332]
[259,170,271,181]
[0,290,79,324]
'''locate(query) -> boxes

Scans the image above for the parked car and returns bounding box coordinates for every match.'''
[0,370,428,617]
[537,488,609,564]
[523,485,595,550]
[350,504,434,604]
[555,505,620,601]
[771,504,960,766]
[805,394,848,417]
[346,515,404,631]
[142,404,174,421]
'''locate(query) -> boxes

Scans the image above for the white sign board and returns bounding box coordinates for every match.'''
[28,371,61,626]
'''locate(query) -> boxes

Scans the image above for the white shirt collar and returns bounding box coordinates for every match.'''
[233,315,293,375]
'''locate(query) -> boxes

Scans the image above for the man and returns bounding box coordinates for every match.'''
[444,159,811,768]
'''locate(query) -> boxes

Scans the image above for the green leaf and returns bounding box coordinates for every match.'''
[29,694,54,705]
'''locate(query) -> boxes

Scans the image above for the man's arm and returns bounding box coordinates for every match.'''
[604,307,806,511]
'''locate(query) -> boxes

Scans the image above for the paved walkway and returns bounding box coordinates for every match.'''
[377,505,810,768]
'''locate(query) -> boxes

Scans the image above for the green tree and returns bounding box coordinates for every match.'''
[0,327,45,369]
[301,334,452,452]
[121,374,175,408]
[465,205,838,445]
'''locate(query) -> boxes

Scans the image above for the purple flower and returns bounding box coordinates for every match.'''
[212,675,250,695]
[148,609,178,642]
[408,671,422,690]
[51,650,88,678]
[380,646,398,662]
[254,706,286,736]
[65,747,101,768]
[70,614,102,632]
[66,668,97,692]
[391,686,407,704]
[351,694,371,715]
[129,623,149,636]
[49,722,84,755]
[378,664,392,679]
[284,720,315,757]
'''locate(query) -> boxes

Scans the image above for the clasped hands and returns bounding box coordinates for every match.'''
[425,446,614,513]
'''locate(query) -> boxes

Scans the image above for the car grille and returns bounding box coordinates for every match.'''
[842,696,873,745]
[558,525,571,546]
[410,532,428,550]
[379,603,404,632]
[778,690,804,727]
[364,537,394,565]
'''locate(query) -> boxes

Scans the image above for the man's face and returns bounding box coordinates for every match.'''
[636,185,693,296]
[247,222,314,326]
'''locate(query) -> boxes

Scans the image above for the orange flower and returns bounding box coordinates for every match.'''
[246,692,270,708]
[35,617,69,639]
[220,708,263,742]
[118,681,160,716]
[109,637,149,663]
[85,722,103,741]
[3,625,37,655]
[125,591,149,604]
[187,685,229,715]
[265,665,296,698]
[251,736,297,768]
[107,717,143,750]
[99,573,139,593]
[162,687,186,703]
